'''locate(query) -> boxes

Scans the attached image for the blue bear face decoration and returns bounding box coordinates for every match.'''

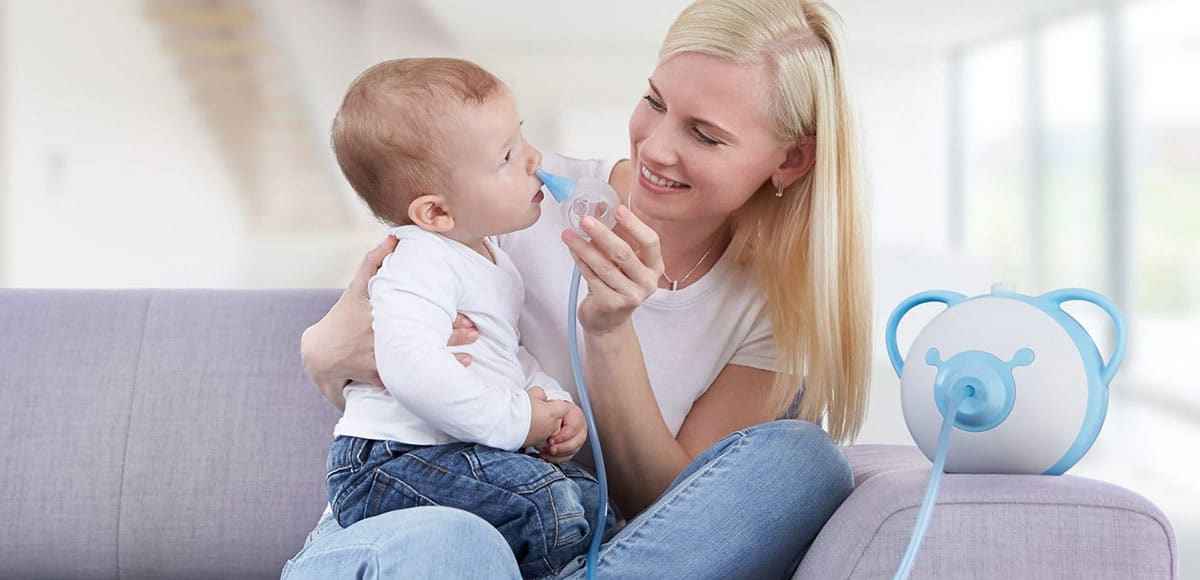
[924,347,1036,432]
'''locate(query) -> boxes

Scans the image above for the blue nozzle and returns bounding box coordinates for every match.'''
[536,169,575,203]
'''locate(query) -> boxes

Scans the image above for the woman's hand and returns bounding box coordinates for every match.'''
[301,236,478,411]
[561,205,663,335]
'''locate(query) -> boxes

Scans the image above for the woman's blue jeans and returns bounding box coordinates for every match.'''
[281,420,854,580]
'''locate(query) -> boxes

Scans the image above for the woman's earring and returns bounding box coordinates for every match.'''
[775,181,784,197]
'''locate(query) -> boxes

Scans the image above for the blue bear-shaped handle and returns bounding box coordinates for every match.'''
[887,288,1126,385]
[1036,289,1127,385]
[886,290,967,377]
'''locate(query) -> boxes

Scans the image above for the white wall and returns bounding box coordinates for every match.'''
[0,0,8,283]
[1,0,246,288]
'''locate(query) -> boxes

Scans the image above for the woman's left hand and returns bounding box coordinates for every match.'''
[562,205,664,335]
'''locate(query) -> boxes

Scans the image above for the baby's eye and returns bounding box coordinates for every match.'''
[504,150,512,163]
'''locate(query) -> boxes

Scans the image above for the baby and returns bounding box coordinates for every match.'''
[325,58,612,578]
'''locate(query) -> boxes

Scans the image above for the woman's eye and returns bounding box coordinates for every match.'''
[694,129,721,146]
[642,95,665,112]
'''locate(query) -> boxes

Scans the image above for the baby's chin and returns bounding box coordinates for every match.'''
[521,206,543,229]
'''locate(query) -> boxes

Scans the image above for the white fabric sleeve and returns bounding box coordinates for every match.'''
[517,346,572,403]
[729,309,778,372]
[369,238,532,451]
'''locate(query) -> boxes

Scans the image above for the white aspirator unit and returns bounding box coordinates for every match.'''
[886,284,1127,475]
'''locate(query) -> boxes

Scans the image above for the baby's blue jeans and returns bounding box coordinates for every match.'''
[326,436,614,579]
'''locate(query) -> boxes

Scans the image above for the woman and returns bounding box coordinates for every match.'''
[284,0,871,577]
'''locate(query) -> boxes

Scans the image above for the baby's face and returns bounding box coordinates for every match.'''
[441,87,545,238]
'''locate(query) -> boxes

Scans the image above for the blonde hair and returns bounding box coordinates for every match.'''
[661,0,872,443]
[331,58,502,226]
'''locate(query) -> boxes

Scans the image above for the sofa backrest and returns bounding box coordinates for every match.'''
[0,289,342,579]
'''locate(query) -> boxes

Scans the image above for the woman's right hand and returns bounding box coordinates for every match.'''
[561,206,664,335]
[301,236,478,411]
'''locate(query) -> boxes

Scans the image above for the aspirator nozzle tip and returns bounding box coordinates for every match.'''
[535,169,575,203]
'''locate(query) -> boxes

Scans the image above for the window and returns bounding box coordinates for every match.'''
[954,2,1200,569]
[1126,0,1200,405]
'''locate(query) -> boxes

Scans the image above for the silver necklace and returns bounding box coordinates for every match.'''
[662,229,724,291]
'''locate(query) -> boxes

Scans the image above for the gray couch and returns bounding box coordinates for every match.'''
[0,289,1178,579]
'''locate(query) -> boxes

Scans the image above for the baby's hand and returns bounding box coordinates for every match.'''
[524,387,572,448]
[539,403,587,464]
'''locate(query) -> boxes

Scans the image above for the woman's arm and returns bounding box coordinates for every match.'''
[300,237,397,411]
[584,325,778,514]
[562,210,779,515]
[300,236,477,411]
[673,364,778,457]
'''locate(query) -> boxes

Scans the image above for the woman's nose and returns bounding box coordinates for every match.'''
[637,124,679,168]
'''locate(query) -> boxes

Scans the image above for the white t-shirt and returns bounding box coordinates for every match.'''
[334,226,571,452]
[496,154,777,444]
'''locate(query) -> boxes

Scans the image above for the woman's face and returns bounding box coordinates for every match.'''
[627,51,789,226]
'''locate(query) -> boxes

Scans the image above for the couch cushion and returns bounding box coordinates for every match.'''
[0,290,153,579]
[799,444,1178,579]
[0,289,342,580]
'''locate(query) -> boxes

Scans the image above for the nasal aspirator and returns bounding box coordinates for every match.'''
[536,170,620,239]
[885,284,1126,579]
[536,169,622,580]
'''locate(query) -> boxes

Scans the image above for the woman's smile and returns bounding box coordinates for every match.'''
[638,163,691,194]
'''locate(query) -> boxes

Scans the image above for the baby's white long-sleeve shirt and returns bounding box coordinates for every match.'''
[333,226,571,451]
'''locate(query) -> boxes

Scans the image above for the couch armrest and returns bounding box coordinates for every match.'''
[794,445,1178,579]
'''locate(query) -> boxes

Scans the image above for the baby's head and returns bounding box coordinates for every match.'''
[332,58,545,238]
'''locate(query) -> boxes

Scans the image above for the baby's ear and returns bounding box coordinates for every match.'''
[408,195,455,232]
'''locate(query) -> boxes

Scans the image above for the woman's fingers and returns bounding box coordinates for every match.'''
[449,313,476,365]
[560,208,665,332]
[562,227,643,299]
[452,314,476,330]
[448,314,478,347]
[336,236,395,307]
[359,236,398,282]
[614,205,664,276]
[578,210,663,294]
[583,214,659,285]
[343,235,399,303]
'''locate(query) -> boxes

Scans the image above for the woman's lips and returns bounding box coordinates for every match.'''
[638,164,690,194]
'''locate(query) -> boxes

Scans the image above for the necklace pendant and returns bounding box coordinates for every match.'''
[671,280,679,292]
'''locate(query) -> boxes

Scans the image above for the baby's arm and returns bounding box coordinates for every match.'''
[516,346,573,403]
[516,346,588,463]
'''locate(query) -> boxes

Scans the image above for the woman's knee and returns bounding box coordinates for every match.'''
[284,507,519,580]
[740,420,854,502]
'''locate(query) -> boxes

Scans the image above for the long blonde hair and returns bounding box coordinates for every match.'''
[661,0,872,444]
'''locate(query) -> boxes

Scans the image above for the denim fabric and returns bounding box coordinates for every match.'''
[325,436,615,579]
[288,421,853,580]
[281,506,522,580]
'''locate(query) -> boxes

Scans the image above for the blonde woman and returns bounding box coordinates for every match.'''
[284,0,871,578]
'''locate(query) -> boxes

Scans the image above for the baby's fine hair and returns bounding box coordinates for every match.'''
[331,58,503,225]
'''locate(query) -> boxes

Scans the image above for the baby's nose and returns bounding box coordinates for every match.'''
[527,146,543,174]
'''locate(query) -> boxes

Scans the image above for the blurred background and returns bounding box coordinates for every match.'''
[1,0,1196,574]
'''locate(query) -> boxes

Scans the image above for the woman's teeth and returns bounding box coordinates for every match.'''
[641,166,687,188]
